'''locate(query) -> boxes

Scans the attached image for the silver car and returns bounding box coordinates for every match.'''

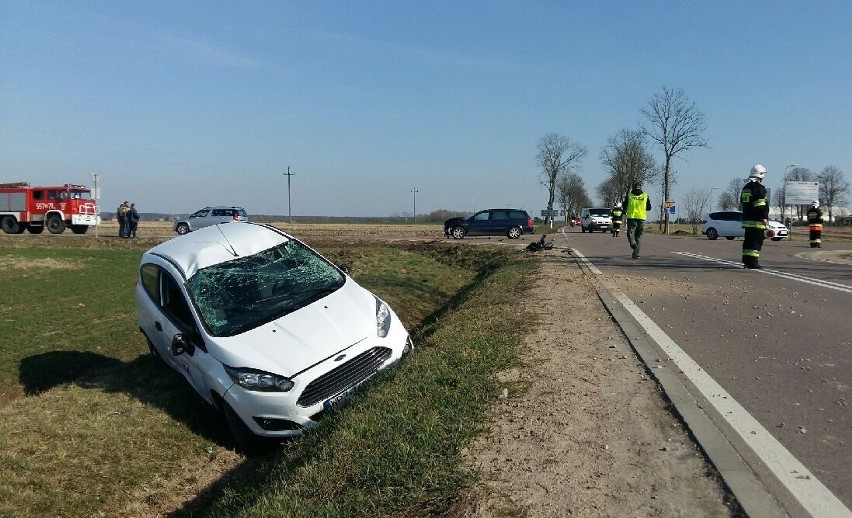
[173,206,248,235]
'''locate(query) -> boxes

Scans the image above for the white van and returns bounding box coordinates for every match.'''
[580,207,612,233]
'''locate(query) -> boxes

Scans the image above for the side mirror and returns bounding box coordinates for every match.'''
[170,334,196,357]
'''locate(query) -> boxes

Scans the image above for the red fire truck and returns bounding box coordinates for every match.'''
[0,182,100,235]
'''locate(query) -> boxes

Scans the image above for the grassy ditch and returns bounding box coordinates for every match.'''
[0,238,533,517]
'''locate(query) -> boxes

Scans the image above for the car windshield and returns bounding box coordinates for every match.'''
[187,240,346,337]
[590,209,610,216]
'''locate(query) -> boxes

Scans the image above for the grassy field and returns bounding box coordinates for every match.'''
[0,230,534,517]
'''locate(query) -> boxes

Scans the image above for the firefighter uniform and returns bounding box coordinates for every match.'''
[741,165,769,269]
[611,205,623,237]
[806,202,824,248]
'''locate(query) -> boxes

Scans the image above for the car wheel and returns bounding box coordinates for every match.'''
[47,215,66,234]
[725,236,735,240]
[451,226,465,239]
[70,225,88,235]
[176,223,190,235]
[223,401,273,455]
[507,226,522,239]
[705,228,718,240]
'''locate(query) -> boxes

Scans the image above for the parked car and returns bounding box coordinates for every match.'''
[580,207,613,233]
[701,211,789,241]
[569,217,582,227]
[173,206,248,235]
[444,208,535,239]
[136,222,413,453]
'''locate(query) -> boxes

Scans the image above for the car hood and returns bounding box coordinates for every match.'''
[209,279,376,377]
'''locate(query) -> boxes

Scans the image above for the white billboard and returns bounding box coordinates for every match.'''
[785,181,819,205]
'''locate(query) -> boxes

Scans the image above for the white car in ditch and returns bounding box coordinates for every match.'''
[136,222,412,453]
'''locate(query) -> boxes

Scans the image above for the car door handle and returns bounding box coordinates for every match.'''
[155,321,163,331]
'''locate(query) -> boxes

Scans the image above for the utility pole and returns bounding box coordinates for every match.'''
[283,166,295,224]
[411,187,419,224]
[89,171,101,238]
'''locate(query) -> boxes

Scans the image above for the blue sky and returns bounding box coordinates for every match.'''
[2,1,850,217]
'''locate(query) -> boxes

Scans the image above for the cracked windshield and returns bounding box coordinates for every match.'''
[188,240,345,337]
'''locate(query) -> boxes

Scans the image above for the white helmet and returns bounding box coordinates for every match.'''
[749,164,767,180]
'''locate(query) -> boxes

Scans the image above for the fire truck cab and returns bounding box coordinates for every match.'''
[0,182,100,235]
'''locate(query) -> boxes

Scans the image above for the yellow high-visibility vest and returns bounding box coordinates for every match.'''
[626,193,648,220]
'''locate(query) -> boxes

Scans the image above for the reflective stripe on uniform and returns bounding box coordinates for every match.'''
[743,249,760,258]
[742,220,767,229]
[753,199,767,207]
[809,224,823,231]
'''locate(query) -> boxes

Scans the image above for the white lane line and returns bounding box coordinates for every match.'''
[675,252,852,294]
[611,288,852,518]
[569,248,603,275]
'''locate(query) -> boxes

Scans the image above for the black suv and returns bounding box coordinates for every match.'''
[444,209,535,239]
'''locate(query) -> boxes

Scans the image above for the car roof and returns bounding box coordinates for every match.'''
[147,222,287,279]
[199,206,245,210]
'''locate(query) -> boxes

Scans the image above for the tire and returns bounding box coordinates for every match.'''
[27,225,44,234]
[705,228,718,240]
[176,223,190,235]
[223,401,272,455]
[725,236,735,240]
[1,216,23,234]
[507,226,522,239]
[450,226,465,239]
[46,215,66,234]
[70,225,88,235]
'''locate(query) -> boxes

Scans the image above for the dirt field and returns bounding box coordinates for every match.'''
[462,252,739,517]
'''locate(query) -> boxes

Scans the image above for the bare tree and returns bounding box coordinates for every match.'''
[557,173,592,220]
[536,133,587,225]
[595,177,622,207]
[717,178,743,211]
[817,165,849,222]
[682,188,711,235]
[599,128,658,201]
[641,86,709,234]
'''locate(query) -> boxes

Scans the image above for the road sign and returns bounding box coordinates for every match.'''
[541,209,559,217]
[785,181,819,205]
[665,201,676,215]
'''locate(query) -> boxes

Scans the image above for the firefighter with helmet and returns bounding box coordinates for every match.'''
[611,202,623,237]
[806,200,824,248]
[741,164,769,269]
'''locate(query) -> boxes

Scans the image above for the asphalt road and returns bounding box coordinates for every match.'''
[551,225,852,512]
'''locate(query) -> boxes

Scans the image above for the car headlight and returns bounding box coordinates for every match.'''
[224,365,294,392]
[375,296,392,338]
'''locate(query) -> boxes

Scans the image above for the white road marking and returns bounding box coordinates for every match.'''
[675,252,852,294]
[568,248,603,275]
[612,288,852,518]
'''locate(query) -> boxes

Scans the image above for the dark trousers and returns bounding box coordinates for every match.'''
[742,227,765,265]
[626,219,644,258]
[809,226,822,247]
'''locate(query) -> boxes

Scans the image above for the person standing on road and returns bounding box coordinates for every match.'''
[806,201,824,248]
[611,202,623,237]
[623,182,651,259]
[741,165,769,269]
[128,203,140,238]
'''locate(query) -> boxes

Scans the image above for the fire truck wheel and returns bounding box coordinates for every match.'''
[27,225,44,234]
[1,216,23,234]
[70,225,89,235]
[176,223,190,235]
[46,215,66,234]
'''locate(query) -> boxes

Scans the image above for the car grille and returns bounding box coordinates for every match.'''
[297,347,392,407]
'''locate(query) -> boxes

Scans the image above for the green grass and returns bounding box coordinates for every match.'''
[0,239,534,517]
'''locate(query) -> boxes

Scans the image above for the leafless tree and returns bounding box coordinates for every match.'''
[595,177,622,207]
[682,188,711,235]
[557,173,592,220]
[537,133,587,224]
[641,86,709,234]
[717,178,743,211]
[599,128,658,201]
[817,165,849,222]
